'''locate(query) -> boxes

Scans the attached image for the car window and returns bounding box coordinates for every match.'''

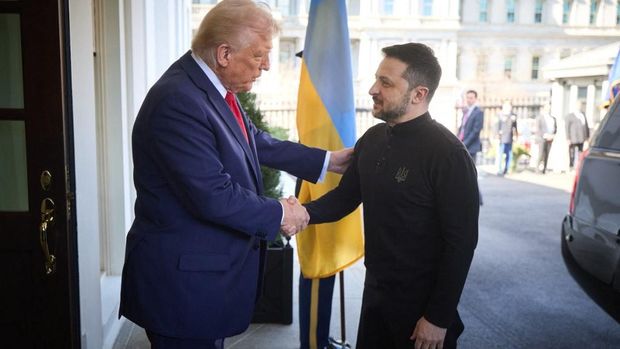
[594,100,620,151]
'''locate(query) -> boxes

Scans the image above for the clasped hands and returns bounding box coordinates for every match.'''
[279,196,308,237]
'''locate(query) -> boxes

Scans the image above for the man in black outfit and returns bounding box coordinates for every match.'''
[302,43,479,349]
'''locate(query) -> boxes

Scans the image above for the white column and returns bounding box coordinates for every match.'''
[569,84,579,107]
[514,47,529,82]
[459,47,476,82]
[601,79,610,104]
[359,0,374,17]
[449,0,460,18]
[488,48,504,81]
[125,0,146,116]
[548,0,562,25]
[586,84,595,126]
[69,0,104,348]
[491,0,505,23]
[550,81,564,118]
[517,0,530,24]
[444,39,458,83]
[549,81,568,172]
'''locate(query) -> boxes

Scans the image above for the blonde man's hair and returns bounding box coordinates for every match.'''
[191,0,280,67]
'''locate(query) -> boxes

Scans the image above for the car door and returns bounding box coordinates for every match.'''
[571,99,620,284]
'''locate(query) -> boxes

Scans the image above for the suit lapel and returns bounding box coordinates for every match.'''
[178,51,262,187]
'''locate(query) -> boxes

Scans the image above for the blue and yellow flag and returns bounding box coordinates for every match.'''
[295,0,363,278]
[603,46,620,108]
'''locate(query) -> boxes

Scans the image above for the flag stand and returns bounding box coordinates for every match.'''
[328,271,351,349]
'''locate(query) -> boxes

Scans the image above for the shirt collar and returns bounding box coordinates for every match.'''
[191,51,227,98]
[389,112,431,136]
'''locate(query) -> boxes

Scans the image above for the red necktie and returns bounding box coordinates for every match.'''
[458,109,470,141]
[225,92,248,142]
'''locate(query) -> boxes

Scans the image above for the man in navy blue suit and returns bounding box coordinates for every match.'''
[458,90,484,162]
[119,1,351,347]
[458,90,484,205]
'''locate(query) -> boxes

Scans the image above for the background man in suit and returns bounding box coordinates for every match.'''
[565,100,589,170]
[458,89,484,204]
[497,100,518,175]
[120,1,351,348]
[301,43,479,349]
[535,103,557,174]
[458,90,484,162]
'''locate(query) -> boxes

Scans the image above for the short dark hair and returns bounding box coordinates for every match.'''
[466,90,478,98]
[382,43,442,101]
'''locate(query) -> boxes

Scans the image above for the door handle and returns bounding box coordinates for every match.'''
[39,198,56,275]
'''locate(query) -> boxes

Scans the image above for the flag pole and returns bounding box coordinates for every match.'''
[339,271,346,342]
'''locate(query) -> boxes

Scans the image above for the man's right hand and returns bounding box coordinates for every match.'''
[280,196,309,237]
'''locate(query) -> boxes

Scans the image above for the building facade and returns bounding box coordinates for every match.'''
[192,0,620,137]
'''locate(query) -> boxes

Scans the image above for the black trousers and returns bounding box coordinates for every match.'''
[146,330,224,349]
[539,140,553,173]
[568,143,583,168]
[356,287,464,349]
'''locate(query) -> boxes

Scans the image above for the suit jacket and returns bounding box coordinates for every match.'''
[120,51,326,339]
[565,112,589,144]
[458,106,483,155]
[498,113,518,144]
[535,113,556,143]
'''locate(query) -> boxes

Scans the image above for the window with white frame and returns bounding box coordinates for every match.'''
[506,0,516,23]
[480,0,489,22]
[562,0,572,24]
[589,0,599,25]
[381,0,394,15]
[477,54,488,79]
[276,0,297,16]
[504,55,514,79]
[531,56,540,80]
[534,0,543,23]
[422,0,433,16]
[279,39,296,71]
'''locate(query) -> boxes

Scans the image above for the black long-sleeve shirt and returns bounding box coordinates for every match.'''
[305,112,479,328]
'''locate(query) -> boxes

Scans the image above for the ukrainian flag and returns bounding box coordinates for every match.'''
[295,0,363,278]
[603,46,620,108]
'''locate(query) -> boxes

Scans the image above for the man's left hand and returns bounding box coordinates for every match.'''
[410,317,447,349]
[327,147,353,174]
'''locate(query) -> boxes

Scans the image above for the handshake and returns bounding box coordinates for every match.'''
[279,196,309,237]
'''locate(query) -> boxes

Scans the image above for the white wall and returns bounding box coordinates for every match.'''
[69,0,104,348]
[69,0,192,348]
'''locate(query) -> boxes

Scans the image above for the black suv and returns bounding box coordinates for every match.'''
[562,96,620,307]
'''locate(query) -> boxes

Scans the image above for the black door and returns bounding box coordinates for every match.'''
[0,0,79,347]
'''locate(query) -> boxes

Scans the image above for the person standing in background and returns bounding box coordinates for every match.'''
[535,103,556,174]
[458,89,484,205]
[497,100,518,176]
[565,100,589,170]
[458,90,484,163]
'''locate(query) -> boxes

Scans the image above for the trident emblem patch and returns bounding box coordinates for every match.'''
[395,167,409,183]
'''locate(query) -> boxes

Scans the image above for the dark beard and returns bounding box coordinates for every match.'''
[373,93,410,122]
